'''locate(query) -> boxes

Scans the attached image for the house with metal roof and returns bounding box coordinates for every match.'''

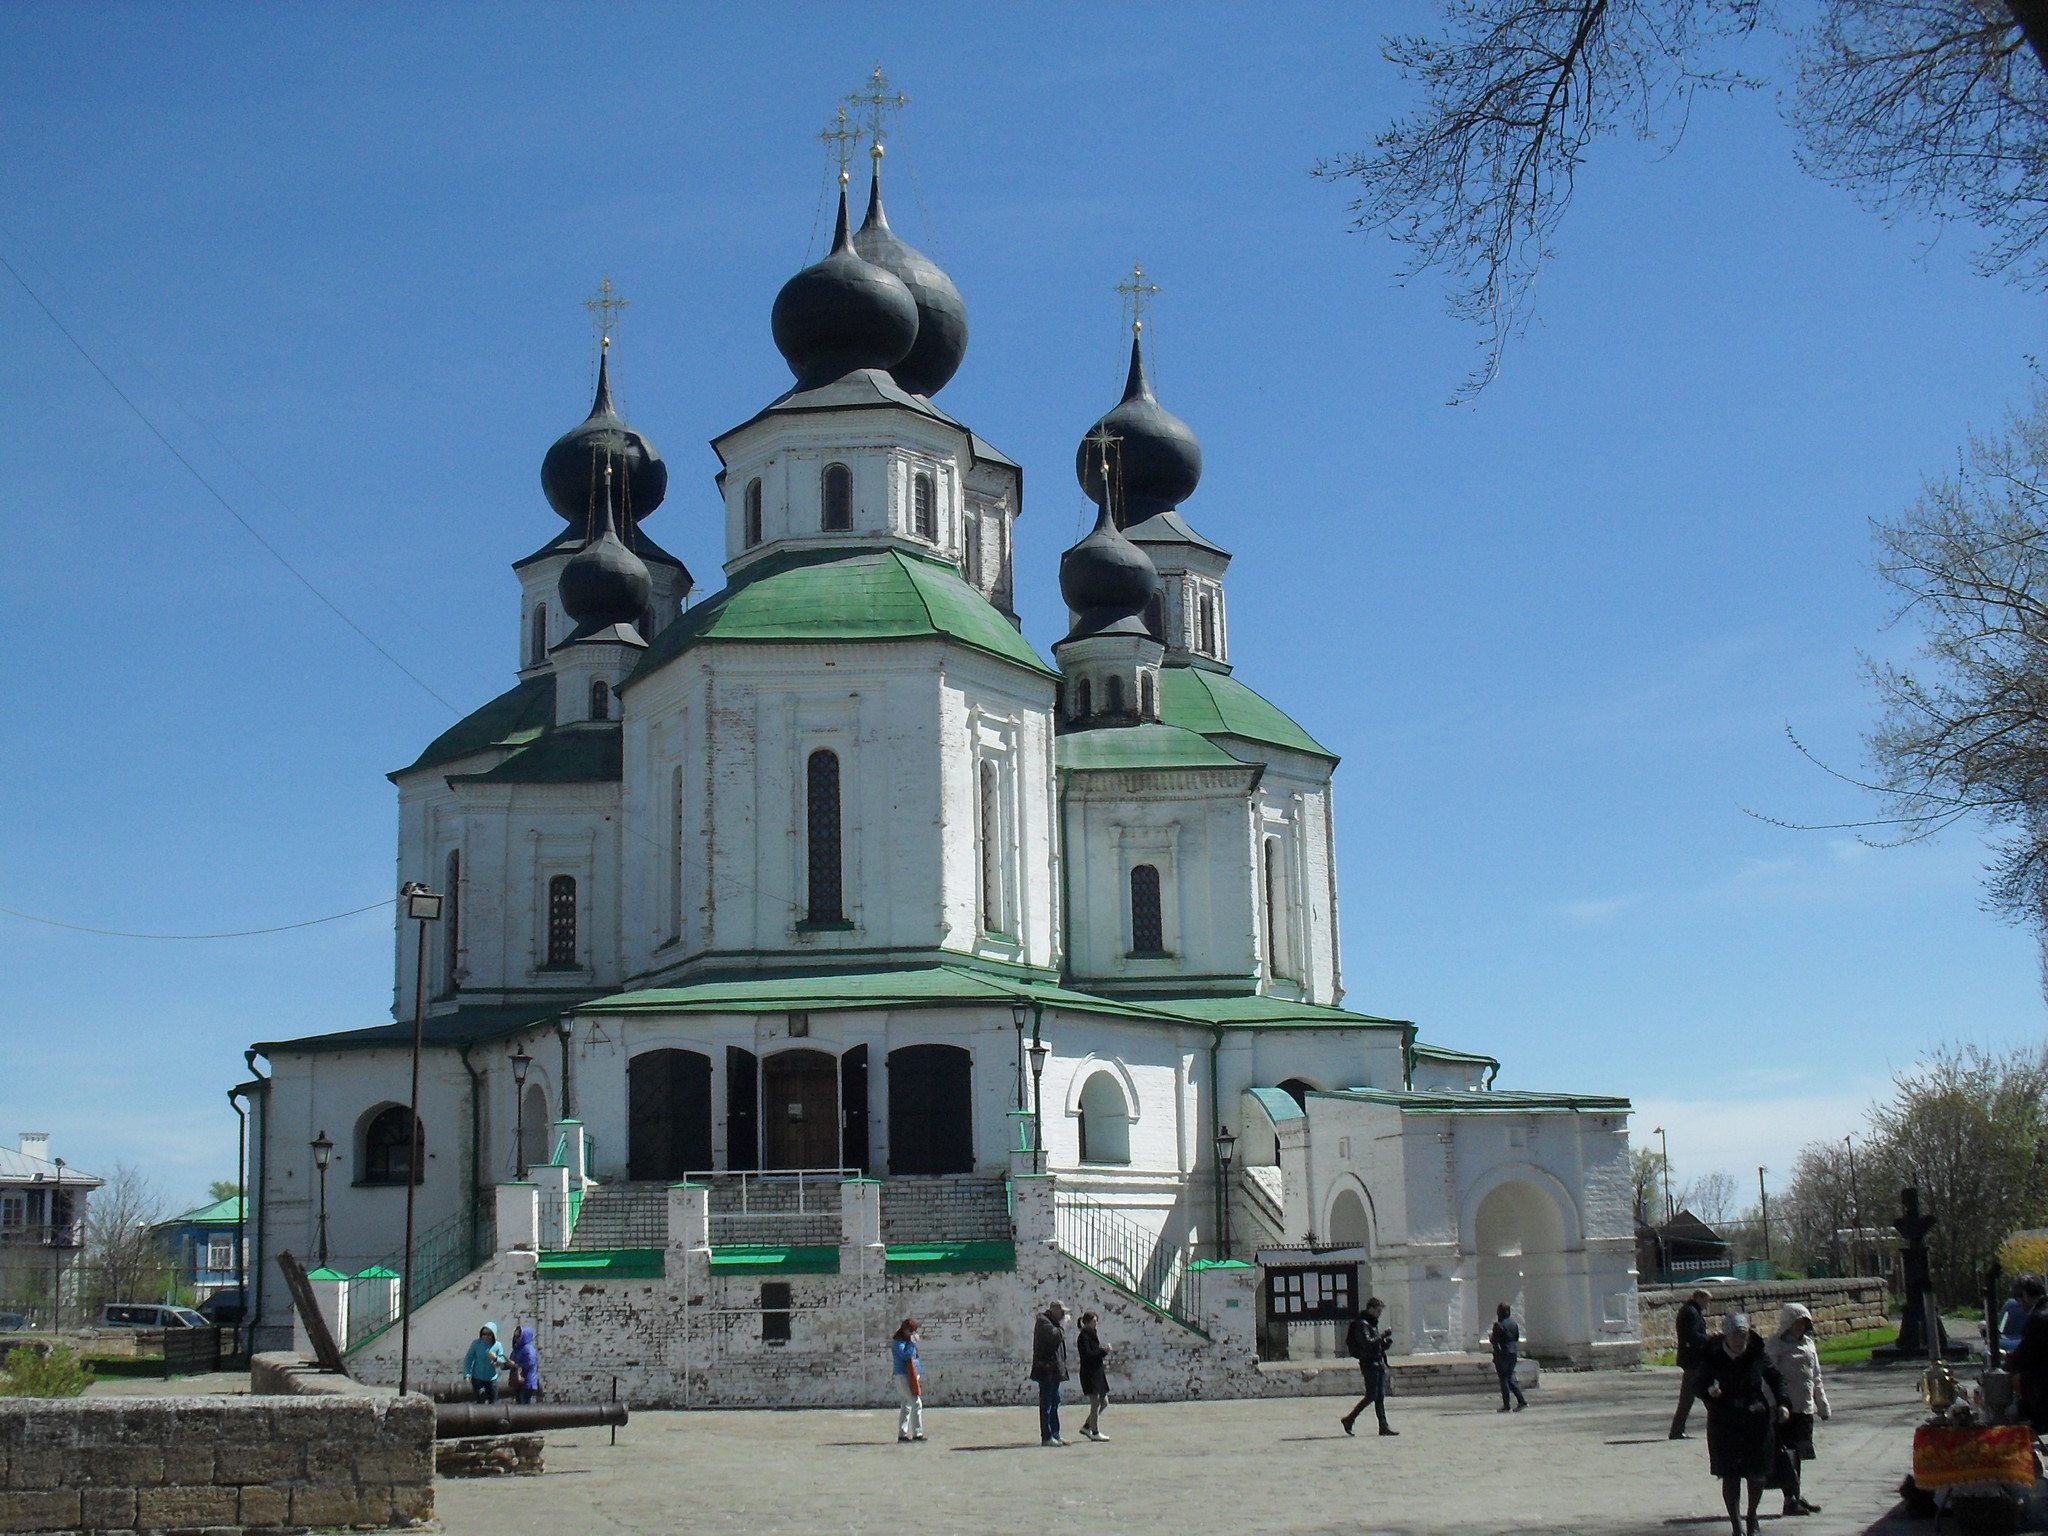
[241,132,1638,1396]
[0,1132,103,1328]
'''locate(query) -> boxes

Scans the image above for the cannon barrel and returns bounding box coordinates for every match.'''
[433,1401,628,1438]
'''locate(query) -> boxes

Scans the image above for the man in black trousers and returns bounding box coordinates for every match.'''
[1669,1288,1713,1439]
[1339,1297,1398,1437]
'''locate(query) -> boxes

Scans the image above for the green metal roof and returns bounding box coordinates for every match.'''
[1056,723,1244,772]
[1246,1086,1306,1123]
[394,675,554,779]
[584,963,1169,1025]
[1311,1086,1631,1114]
[1412,1042,1501,1064]
[1137,995,1411,1031]
[157,1195,246,1228]
[447,727,621,785]
[1158,668,1336,762]
[253,1001,583,1055]
[627,546,1053,686]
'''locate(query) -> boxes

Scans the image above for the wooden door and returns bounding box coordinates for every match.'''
[763,1049,840,1170]
[888,1044,975,1175]
[627,1049,712,1181]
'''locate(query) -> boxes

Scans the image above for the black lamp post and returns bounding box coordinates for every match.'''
[1027,1037,1051,1175]
[397,881,442,1399]
[310,1131,333,1268]
[510,1048,532,1178]
[556,1016,574,1122]
[1009,998,1029,1114]
[1214,1125,1238,1260]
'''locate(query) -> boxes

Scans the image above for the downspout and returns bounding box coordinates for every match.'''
[1208,1025,1225,1259]
[1401,1024,1418,1091]
[226,1084,249,1330]
[241,1049,270,1345]
[459,1043,486,1264]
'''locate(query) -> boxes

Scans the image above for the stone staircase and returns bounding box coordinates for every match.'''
[705,1176,840,1247]
[568,1184,669,1249]
[879,1176,1010,1245]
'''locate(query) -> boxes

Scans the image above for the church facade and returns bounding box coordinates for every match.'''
[241,151,1640,1397]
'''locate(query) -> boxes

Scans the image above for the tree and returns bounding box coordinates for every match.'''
[1631,1142,1673,1223]
[1858,387,2048,929]
[208,1181,243,1204]
[76,1164,173,1317]
[1676,1169,1740,1226]
[1321,0,2048,397]
[1777,1139,1860,1272]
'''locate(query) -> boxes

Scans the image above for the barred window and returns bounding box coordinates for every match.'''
[1129,864,1163,954]
[979,759,1002,934]
[547,874,578,968]
[807,750,843,923]
[745,477,763,547]
[1199,593,1217,655]
[822,464,853,531]
[362,1107,424,1186]
[590,679,610,720]
[913,472,936,540]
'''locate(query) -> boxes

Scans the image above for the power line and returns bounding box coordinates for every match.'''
[0,248,460,714]
[0,897,393,941]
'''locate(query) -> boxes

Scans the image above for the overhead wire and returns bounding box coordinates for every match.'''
[0,898,394,940]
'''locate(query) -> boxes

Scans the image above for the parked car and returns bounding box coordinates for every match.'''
[98,1303,209,1329]
[0,1311,28,1331]
[196,1288,246,1326]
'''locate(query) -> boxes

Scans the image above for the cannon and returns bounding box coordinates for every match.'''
[433,1401,628,1439]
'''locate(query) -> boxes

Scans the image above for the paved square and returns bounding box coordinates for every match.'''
[436,1366,1936,1535]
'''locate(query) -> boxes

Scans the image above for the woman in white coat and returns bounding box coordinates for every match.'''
[1764,1303,1830,1518]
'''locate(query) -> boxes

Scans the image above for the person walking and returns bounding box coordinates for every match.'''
[1031,1300,1070,1447]
[1999,1275,2033,1359]
[1076,1311,1112,1441]
[1490,1302,1528,1412]
[890,1318,925,1443]
[1764,1303,1829,1517]
[1339,1297,1397,1437]
[1694,1312,1789,1536]
[508,1324,541,1406]
[461,1323,505,1404]
[1670,1288,1713,1439]
[2007,1276,2048,1430]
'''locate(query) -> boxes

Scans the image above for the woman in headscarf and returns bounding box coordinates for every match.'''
[1691,1312,1790,1536]
[1763,1303,1828,1518]
[509,1324,541,1405]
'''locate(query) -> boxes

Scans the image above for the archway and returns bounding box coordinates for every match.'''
[1474,1178,1572,1358]
[1077,1071,1131,1165]
[628,1049,712,1181]
[1329,1187,1371,1248]
[763,1049,840,1170]
[887,1045,973,1174]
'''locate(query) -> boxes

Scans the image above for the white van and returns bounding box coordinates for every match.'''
[98,1303,208,1329]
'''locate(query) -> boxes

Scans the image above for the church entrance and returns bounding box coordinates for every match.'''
[626,1049,712,1181]
[887,1044,974,1175]
[763,1049,841,1170]
[1475,1179,1574,1360]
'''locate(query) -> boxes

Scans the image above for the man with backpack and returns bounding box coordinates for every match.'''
[1490,1301,1528,1411]
[1339,1296,1397,1437]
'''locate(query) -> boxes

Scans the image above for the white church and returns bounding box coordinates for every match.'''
[240,142,1640,1403]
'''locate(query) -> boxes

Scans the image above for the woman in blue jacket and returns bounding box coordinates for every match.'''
[461,1323,505,1403]
[890,1319,925,1442]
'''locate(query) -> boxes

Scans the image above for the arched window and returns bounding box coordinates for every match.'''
[530,604,548,666]
[1078,1072,1131,1165]
[1261,837,1289,981]
[443,848,462,995]
[913,472,936,540]
[744,477,763,547]
[1105,675,1125,715]
[1139,672,1155,720]
[1144,590,1164,641]
[590,679,610,721]
[1129,865,1163,955]
[1074,679,1092,720]
[822,463,853,531]
[546,875,578,969]
[979,759,1002,934]
[362,1106,424,1186]
[1279,1077,1315,1110]
[964,511,983,587]
[1198,594,1218,655]
[807,749,843,923]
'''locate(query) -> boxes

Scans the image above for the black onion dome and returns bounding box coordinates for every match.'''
[772,181,918,390]
[851,158,968,397]
[540,348,669,524]
[1059,504,1161,640]
[1075,334,1203,526]
[557,472,652,636]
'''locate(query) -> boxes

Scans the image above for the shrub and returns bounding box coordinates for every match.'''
[0,1344,94,1397]
[1998,1230,2048,1282]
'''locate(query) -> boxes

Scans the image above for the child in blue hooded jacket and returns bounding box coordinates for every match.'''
[509,1325,540,1404]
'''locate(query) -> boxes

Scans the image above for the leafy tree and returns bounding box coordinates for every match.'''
[1322,0,2048,396]
[1777,1138,1861,1272]
[0,1345,92,1398]
[1631,1143,1673,1223]
[208,1181,243,1204]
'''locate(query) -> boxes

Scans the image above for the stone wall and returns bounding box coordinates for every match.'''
[0,1392,433,1534]
[1637,1279,1889,1354]
[878,1177,1011,1244]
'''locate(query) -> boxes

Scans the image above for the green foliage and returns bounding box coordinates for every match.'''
[1815,1326,1899,1365]
[0,1345,93,1397]
[1999,1230,2048,1279]
[208,1180,243,1204]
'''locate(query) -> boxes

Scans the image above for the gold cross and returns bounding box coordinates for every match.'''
[817,104,859,178]
[845,62,909,155]
[1114,261,1161,337]
[583,276,628,345]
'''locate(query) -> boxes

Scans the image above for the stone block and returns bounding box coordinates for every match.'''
[301,1443,357,1481]
[134,1485,238,1528]
[211,1441,301,1485]
[288,1484,375,1528]
[79,1486,137,1528]
[387,1479,435,1522]
[236,1484,290,1529]
[353,1444,430,1483]
[70,1443,163,1486]
[0,1489,82,1533]
[158,1443,216,1485]
[2,1454,57,1492]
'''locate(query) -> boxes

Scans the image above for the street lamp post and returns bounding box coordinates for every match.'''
[1844,1133,1861,1275]
[556,1016,574,1122]
[1758,1166,1771,1265]
[310,1132,333,1268]
[397,881,442,1399]
[1009,999,1028,1115]
[1214,1125,1239,1260]
[511,1048,533,1178]
[1653,1126,1673,1223]
[49,1159,64,1332]
[1027,1037,1051,1175]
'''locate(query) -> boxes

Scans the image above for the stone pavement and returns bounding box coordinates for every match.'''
[436,1364,1938,1535]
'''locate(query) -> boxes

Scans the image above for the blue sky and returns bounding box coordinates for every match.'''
[1,4,2041,1214]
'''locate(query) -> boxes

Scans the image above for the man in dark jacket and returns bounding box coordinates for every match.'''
[2007,1276,2048,1431]
[1490,1302,1528,1412]
[1030,1300,1070,1447]
[1339,1297,1397,1437]
[1670,1288,1713,1439]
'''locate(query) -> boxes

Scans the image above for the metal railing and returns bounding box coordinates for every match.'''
[688,1168,853,1247]
[342,1202,492,1353]
[1053,1191,1204,1334]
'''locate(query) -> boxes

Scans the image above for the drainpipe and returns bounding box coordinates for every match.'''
[458,1043,486,1264]
[226,1084,250,1332]
[241,1049,270,1345]
[1208,1026,1225,1260]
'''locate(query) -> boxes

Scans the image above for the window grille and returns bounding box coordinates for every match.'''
[1129,864,1163,954]
[913,473,936,539]
[979,759,1002,933]
[547,875,578,968]
[807,750,843,923]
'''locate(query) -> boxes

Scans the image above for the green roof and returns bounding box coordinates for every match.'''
[254,1001,584,1055]
[628,546,1054,686]
[584,963,1169,1025]
[448,727,621,784]
[1158,668,1335,762]
[158,1195,246,1228]
[1056,723,1244,772]
[395,675,553,778]
[1246,1086,1306,1123]
[1312,1087,1631,1114]
[537,1248,665,1280]
[709,1244,840,1275]
[1137,994,1411,1031]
